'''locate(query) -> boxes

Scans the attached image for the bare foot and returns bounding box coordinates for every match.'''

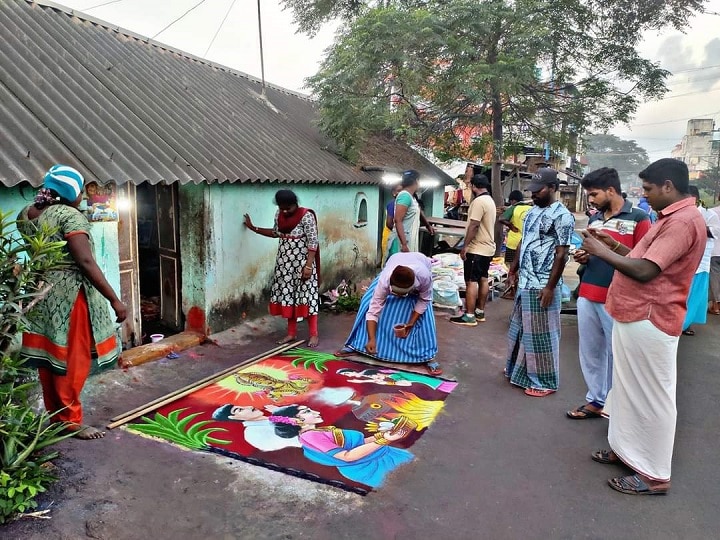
[308,336,320,348]
[70,425,106,440]
[276,335,297,345]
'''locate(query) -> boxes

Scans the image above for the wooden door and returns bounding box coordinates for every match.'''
[116,183,141,348]
[156,184,182,330]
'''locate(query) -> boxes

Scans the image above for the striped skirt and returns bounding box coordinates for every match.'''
[505,288,562,390]
[344,277,437,363]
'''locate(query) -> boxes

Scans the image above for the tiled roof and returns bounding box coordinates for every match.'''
[0,0,382,186]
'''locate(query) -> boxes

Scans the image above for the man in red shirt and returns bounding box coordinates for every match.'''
[580,158,705,496]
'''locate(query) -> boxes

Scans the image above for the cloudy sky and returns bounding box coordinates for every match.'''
[58,0,720,162]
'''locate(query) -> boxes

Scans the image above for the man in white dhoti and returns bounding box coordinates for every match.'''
[580,158,706,495]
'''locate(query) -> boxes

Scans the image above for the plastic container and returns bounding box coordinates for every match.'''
[150,334,164,343]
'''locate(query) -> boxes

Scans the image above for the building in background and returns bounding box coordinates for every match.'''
[671,119,720,180]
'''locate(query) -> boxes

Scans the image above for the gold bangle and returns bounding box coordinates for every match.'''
[612,241,621,252]
[373,433,390,445]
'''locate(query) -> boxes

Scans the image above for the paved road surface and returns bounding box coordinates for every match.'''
[5,302,719,539]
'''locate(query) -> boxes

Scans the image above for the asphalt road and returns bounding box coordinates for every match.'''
[5,302,720,540]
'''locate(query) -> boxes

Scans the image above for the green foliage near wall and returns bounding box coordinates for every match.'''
[0,211,74,524]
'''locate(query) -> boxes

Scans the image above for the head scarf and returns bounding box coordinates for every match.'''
[43,164,84,202]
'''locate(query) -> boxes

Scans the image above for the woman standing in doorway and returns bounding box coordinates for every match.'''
[18,165,127,440]
[244,190,321,347]
[385,170,434,259]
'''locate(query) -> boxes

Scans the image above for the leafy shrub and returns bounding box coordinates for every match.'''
[335,294,361,312]
[0,210,71,524]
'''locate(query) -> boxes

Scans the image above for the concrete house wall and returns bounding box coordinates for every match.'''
[179,183,381,333]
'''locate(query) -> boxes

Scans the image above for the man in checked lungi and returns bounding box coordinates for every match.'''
[504,168,575,397]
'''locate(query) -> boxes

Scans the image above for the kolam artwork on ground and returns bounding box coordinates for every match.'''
[124,348,457,494]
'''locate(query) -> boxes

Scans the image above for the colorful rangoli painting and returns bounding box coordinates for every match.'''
[125,348,457,494]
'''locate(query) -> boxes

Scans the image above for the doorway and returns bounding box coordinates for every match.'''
[136,183,183,342]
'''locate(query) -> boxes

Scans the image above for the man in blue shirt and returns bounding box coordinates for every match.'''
[504,168,575,397]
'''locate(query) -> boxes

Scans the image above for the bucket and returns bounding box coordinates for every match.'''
[150,334,164,343]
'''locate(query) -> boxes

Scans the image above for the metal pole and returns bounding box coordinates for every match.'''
[257,0,266,98]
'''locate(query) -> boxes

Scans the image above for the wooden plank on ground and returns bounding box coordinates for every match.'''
[119,331,206,368]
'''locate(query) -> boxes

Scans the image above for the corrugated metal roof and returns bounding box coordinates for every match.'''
[0,0,381,187]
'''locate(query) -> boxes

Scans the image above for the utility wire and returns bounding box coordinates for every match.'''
[203,0,237,58]
[84,0,127,10]
[631,110,720,127]
[660,87,720,100]
[669,63,720,75]
[151,0,208,41]
[668,74,720,87]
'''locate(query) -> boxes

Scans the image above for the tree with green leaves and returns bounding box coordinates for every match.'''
[584,134,650,185]
[285,0,706,204]
[695,165,720,203]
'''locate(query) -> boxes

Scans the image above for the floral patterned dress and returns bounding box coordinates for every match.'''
[268,210,319,319]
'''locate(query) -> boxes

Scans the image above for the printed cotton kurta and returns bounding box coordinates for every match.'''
[269,210,319,318]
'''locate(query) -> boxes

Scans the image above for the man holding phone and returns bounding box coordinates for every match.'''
[567,168,651,420]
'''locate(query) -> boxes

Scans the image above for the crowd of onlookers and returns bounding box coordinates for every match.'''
[443,159,715,496]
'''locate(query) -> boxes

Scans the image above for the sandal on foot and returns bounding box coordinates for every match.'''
[566,404,603,419]
[426,361,443,376]
[608,474,669,496]
[592,449,620,464]
[682,329,695,336]
[524,387,555,397]
[333,348,354,357]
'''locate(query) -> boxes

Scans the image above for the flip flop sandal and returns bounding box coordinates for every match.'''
[566,404,603,419]
[682,329,695,336]
[608,474,668,496]
[333,348,355,357]
[426,361,443,376]
[524,387,555,397]
[591,449,621,465]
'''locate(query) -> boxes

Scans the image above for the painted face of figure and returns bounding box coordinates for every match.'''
[229,405,265,422]
[584,187,612,213]
[86,183,98,196]
[530,185,554,208]
[296,406,323,425]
